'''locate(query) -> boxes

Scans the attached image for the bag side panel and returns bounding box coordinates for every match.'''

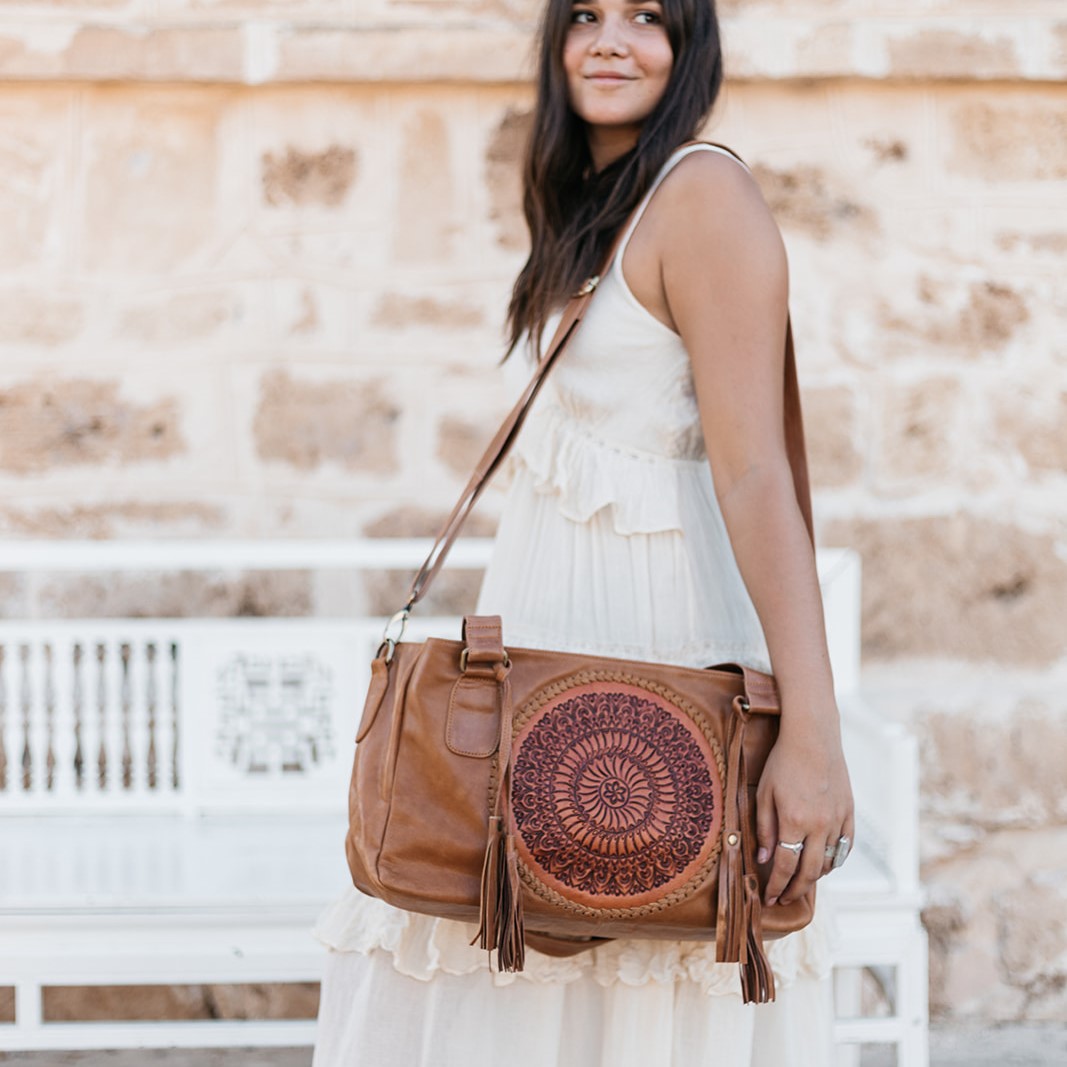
[346,643,421,895]
[375,640,495,915]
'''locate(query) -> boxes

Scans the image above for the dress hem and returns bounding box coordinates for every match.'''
[312,891,835,999]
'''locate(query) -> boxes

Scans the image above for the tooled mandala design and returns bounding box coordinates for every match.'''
[511,674,724,913]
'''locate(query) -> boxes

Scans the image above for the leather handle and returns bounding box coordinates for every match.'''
[403,142,813,612]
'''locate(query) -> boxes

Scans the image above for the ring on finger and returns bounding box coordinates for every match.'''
[831,835,852,870]
[777,840,804,856]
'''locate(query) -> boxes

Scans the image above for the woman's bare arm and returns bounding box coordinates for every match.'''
[652,151,854,908]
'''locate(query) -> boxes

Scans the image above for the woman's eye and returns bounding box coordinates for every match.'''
[570,9,597,23]
[634,10,663,24]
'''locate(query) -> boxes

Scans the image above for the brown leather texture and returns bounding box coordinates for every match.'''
[346,142,817,1003]
[346,623,815,1002]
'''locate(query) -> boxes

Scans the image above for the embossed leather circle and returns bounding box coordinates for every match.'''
[511,674,724,914]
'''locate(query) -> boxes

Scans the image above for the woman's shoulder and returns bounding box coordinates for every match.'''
[652,142,784,258]
[657,143,766,213]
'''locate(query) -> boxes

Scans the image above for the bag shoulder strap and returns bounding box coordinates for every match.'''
[400,141,812,615]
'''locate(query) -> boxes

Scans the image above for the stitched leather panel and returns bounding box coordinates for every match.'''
[511,674,724,914]
[446,676,501,758]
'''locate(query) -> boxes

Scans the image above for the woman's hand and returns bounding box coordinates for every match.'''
[755,716,855,907]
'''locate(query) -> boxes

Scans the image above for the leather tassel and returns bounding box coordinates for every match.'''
[475,814,503,952]
[739,874,775,1004]
[717,694,777,1003]
[494,825,525,972]
[716,699,748,967]
[716,823,746,964]
[472,670,525,972]
[473,810,526,971]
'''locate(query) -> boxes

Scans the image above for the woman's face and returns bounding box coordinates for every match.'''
[563,1,674,146]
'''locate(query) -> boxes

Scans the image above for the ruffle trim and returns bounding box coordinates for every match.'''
[313,891,835,998]
[510,403,712,537]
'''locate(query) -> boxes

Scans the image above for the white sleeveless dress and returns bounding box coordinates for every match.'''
[312,144,835,1067]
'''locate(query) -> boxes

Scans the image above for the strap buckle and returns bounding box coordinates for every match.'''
[377,604,412,663]
[574,275,600,298]
[459,647,511,672]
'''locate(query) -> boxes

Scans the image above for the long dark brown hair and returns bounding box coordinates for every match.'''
[506,0,725,356]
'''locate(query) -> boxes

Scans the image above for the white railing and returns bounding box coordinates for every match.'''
[0,628,179,802]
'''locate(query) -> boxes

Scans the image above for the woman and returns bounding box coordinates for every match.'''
[313,1,854,1063]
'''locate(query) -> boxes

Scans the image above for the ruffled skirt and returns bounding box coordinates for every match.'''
[313,901,835,1067]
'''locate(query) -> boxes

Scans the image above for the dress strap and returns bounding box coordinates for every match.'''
[612,143,753,271]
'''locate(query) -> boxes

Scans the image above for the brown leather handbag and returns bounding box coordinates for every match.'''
[346,143,816,1004]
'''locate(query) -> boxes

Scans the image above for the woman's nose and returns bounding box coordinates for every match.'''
[590,17,628,57]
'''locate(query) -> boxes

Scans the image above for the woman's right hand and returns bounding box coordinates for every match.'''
[754,713,854,908]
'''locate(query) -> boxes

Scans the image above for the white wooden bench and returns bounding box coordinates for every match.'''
[0,541,927,1063]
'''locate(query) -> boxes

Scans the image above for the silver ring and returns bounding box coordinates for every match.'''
[831,835,852,870]
[824,843,838,859]
[777,840,804,856]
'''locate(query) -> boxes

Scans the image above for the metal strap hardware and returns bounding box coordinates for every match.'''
[460,647,511,672]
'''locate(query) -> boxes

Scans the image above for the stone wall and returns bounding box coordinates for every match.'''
[1,0,1065,1024]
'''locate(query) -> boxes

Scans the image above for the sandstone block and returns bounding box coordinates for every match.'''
[0,289,83,346]
[793,23,855,80]
[43,984,208,1023]
[202,982,318,1020]
[957,280,1031,350]
[996,879,1067,996]
[920,703,1067,832]
[862,136,909,165]
[0,378,184,475]
[65,26,244,82]
[372,293,483,331]
[119,289,236,344]
[0,501,225,540]
[38,570,312,620]
[922,828,1067,1021]
[365,568,483,619]
[887,28,1021,81]
[750,161,876,242]
[877,377,959,484]
[393,110,456,264]
[876,274,1031,360]
[922,897,966,1019]
[995,229,1067,257]
[485,107,531,251]
[0,573,27,619]
[82,89,221,272]
[0,95,70,271]
[257,279,356,351]
[822,515,1067,665]
[436,415,490,479]
[995,388,1067,474]
[949,98,1067,181]
[41,981,318,1022]
[274,26,532,84]
[253,370,400,473]
[364,505,496,539]
[801,385,862,488]
[261,144,357,208]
